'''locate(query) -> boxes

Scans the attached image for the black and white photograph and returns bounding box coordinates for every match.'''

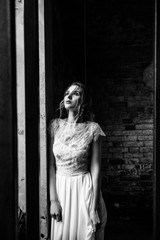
[0,0,158,240]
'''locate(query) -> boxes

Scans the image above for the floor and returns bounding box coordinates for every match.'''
[104,219,153,240]
[104,229,153,240]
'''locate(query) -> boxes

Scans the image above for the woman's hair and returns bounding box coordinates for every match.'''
[57,82,95,122]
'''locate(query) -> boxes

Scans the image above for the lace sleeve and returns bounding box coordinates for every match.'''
[92,122,106,142]
[48,118,59,138]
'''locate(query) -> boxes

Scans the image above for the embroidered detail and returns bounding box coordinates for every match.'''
[49,118,106,176]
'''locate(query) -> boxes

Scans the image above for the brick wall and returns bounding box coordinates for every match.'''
[99,82,153,227]
[85,0,154,231]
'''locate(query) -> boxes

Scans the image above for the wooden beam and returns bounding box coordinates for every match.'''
[44,0,54,120]
[44,1,54,238]
[0,1,18,239]
[24,1,40,239]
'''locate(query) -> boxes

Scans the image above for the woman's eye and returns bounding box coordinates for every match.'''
[64,92,69,96]
[64,91,80,97]
[74,91,80,96]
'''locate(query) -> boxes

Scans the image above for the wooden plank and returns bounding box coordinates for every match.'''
[44,0,54,120]
[24,1,40,239]
[44,1,54,238]
[39,0,48,238]
[0,0,18,239]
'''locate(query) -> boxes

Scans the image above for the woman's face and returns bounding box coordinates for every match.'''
[64,85,83,110]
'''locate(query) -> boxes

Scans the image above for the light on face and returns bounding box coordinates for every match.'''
[64,85,82,98]
[64,85,82,109]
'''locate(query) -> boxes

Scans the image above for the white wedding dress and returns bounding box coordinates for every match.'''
[49,118,107,240]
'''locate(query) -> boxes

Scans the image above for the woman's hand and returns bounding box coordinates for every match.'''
[90,210,100,233]
[50,200,62,222]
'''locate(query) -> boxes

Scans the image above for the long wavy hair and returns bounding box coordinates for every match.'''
[56,82,95,122]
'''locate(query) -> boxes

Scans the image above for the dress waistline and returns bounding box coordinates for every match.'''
[56,170,89,177]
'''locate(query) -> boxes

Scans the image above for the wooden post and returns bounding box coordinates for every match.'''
[24,1,40,239]
[44,1,54,238]
[0,1,18,239]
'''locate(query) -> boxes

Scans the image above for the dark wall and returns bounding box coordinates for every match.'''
[86,0,154,235]
[52,0,154,238]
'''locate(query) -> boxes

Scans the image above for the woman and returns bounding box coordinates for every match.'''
[48,82,107,240]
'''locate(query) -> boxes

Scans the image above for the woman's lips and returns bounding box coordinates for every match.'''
[66,100,71,104]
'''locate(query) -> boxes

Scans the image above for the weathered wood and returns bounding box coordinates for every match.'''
[44,1,55,238]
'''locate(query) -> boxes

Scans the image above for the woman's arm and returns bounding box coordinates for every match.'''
[49,136,62,222]
[90,136,102,226]
[49,137,58,201]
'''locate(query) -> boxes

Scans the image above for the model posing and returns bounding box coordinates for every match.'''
[48,82,107,240]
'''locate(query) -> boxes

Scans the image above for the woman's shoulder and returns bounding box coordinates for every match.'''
[87,121,106,141]
[87,120,100,128]
[48,118,61,137]
[49,118,60,127]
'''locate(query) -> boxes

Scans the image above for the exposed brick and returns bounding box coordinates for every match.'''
[123,130,153,136]
[125,136,137,141]
[143,152,153,159]
[140,147,153,153]
[105,125,125,131]
[124,153,143,159]
[129,158,140,164]
[140,157,153,163]
[109,147,128,153]
[142,130,153,135]
[144,141,153,147]
[138,135,153,141]
[135,124,154,130]
[124,141,143,147]
[123,130,143,135]
[111,131,124,136]
[129,147,140,153]
[113,153,123,159]
[121,165,135,170]
[107,136,125,142]
[134,118,154,124]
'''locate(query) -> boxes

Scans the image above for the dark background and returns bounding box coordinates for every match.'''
[50,0,154,239]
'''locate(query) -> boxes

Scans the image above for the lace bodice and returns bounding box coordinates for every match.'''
[49,118,105,176]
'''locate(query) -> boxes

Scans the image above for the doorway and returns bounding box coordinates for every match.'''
[45,0,155,239]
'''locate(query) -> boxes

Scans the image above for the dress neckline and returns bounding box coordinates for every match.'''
[61,118,89,126]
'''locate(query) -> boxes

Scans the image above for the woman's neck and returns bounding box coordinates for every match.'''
[67,111,77,123]
[67,110,82,123]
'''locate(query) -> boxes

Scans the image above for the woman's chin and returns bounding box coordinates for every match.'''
[64,105,71,110]
[64,105,76,110]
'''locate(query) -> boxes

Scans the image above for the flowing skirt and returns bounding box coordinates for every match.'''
[51,172,107,240]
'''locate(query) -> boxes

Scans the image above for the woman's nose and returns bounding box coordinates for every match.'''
[68,94,72,99]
